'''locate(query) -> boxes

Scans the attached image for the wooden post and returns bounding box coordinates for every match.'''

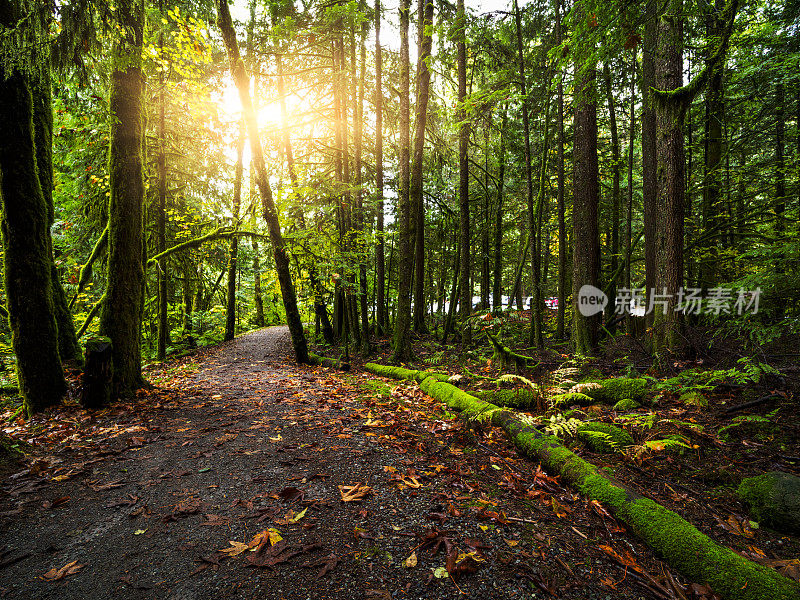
[81,336,114,409]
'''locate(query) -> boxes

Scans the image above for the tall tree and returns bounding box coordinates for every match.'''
[99,0,146,395]
[391,0,413,362]
[456,0,471,346]
[411,0,434,332]
[224,122,245,342]
[603,61,621,331]
[571,6,600,355]
[0,1,67,416]
[554,0,567,339]
[374,0,386,335]
[216,0,309,363]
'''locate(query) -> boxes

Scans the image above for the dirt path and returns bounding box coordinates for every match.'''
[1,327,671,599]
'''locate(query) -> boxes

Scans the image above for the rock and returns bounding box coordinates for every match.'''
[737,471,800,534]
[577,422,634,453]
[613,398,641,411]
[679,391,708,408]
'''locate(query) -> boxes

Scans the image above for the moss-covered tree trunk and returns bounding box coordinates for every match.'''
[216,0,308,363]
[0,4,66,416]
[99,0,146,396]
[31,55,81,364]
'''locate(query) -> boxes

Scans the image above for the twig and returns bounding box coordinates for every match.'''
[724,394,781,414]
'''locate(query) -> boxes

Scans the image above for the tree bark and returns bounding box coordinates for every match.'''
[411,0,434,332]
[457,0,471,346]
[571,20,600,355]
[99,0,146,396]
[492,108,507,313]
[554,0,567,339]
[651,0,686,353]
[0,4,67,416]
[156,13,168,361]
[374,0,386,335]
[603,62,621,333]
[224,122,245,341]
[216,0,309,363]
[391,0,413,362]
[642,0,658,328]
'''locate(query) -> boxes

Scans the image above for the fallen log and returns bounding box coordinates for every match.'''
[307,353,350,371]
[364,362,800,600]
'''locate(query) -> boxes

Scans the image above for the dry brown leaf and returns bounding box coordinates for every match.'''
[41,560,85,581]
[338,482,372,503]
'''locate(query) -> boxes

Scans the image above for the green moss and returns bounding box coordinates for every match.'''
[613,398,641,411]
[584,378,648,404]
[577,422,634,453]
[474,388,538,408]
[364,363,420,381]
[621,498,799,600]
[738,472,800,535]
[551,392,594,406]
[679,391,708,407]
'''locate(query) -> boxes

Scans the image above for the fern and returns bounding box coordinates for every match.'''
[635,437,691,457]
[615,412,658,430]
[543,413,583,438]
[422,350,445,365]
[718,411,778,439]
[580,430,620,452]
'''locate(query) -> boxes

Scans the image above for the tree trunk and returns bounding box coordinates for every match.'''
[217,0,309,363]
[642,0,658,328]
[651,0,686,353]
[224,122,245,341]
[99,0,146,396]
[603,62,621,333]
[625,52,636,333]
[554,0,567,339]
[492,108,507,313]
[457,0,471,346]
[411,0,434,333]
[374,0,386,335]
[0,7,67,416]
[156,17,168,361]
[774,79,786,318]
[698,0,724,290]
[391,0,413,362]
[31,62,81,365]
[571,30,600,355]
[355,26,370,353]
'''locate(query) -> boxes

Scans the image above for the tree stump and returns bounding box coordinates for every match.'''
[81,336,114,409]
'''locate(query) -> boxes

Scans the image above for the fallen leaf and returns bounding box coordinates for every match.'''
[41,560,85,581]
[219,541,250,557]
[338,482,372,503]
[303,553,339,579]
[404,552,418,568]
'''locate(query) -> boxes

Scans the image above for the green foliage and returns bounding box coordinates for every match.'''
[576,422,634,453]
[655,358,780,396]
[718,409,780,440]
[542,413,583,438]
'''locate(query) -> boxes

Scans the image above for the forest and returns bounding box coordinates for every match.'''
[1,0,800,598]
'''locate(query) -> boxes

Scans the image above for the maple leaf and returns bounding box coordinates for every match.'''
[338,483,372,502]
[715,514,755,538]
[219,541,250,557]
[41,560,85,581]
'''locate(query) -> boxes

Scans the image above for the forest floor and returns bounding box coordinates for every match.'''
[0,326,799,599]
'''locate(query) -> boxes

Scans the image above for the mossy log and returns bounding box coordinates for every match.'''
[473,388,538,409]
[364,363,449,384]
[307,353,350,371]
[364,363,800,600]
[486,332,537,371]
